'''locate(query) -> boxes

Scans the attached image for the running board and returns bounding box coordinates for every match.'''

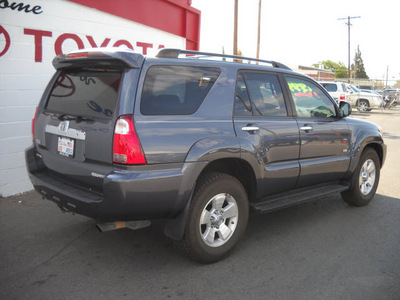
[251,183,349,213]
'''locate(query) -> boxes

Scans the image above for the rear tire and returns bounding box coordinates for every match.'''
[357,100,370,112]
[177,173,249,264]
[341,148,380,206]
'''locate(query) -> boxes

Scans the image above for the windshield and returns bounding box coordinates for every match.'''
[46,69,122,118]
[350,85,360,93]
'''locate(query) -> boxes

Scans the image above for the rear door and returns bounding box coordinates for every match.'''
[34,67,125,191]
[233,71,300,197]
[284,76,351,187]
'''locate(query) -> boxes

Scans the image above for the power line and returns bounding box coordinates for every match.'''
[338,16,361,83]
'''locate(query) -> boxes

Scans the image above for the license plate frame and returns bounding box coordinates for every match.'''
[57,136,75,158]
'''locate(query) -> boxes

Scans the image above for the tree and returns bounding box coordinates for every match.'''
[312,60,348,78]
[351,45,369,79]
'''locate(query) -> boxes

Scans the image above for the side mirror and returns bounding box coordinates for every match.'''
[339,101,351,117]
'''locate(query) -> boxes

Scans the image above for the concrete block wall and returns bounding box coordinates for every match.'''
[0,0,186,197]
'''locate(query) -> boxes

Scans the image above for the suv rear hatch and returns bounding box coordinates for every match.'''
[33,50,144,193]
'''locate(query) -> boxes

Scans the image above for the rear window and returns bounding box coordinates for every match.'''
[141,65,220,115]
[46,70,122,118]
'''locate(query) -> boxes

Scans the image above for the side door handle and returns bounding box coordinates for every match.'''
[242,126,260,133]
[300,125,313,132]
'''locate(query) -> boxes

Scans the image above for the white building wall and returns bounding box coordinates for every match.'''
[0,0,186,197]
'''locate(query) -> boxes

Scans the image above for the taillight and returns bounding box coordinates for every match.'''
[340,94,346,100]
[113,115,146,165]
[32,107,38,141]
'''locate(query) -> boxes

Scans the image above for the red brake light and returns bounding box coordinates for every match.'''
[113,115,146,165]
[32,107,38,141]
[340,94,345,100]
[67,52,88,59]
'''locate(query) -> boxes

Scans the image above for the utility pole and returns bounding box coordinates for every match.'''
[256,0,262,59]
[233,0,238,55]
[338,16,360,83]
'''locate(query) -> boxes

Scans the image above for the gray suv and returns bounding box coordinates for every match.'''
[26,48,386,263]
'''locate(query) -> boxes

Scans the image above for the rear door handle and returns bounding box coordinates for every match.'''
[242,126,260,132]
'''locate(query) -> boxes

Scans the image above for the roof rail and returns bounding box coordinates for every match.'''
[156,48,291,70]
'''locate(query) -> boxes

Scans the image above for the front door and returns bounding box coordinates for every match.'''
[284,76,351,187]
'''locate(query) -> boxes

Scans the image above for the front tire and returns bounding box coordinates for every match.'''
[341,148,380,206]
[178,173,249,264]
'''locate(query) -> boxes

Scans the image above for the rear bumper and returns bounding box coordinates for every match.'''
[26,146,203,221]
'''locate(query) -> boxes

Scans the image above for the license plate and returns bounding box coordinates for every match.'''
[58,136,75,157]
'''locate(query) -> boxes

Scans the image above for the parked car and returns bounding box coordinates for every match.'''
[319,81,349,103]
[382,88,399,103]
[360,89,382,96]
[26,48,386,263]
[347,84,382,111]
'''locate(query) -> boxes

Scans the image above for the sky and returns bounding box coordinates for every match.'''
[191,0,400,82]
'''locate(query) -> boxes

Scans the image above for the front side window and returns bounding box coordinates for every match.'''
[141,65,220,115]
[286,77,336,118]
[234,72,287,117]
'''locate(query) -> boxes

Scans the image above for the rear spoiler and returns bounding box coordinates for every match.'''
[52,48,145,70]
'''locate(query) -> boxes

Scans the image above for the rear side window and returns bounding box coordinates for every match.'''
[46,70,122,118]
[141,65,220,115]
[321,83,337,92]
[234,71,287,117]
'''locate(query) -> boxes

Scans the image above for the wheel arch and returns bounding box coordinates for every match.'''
[357,98,370,106]
[347,140,386,178]
[198,158,257,203]
[164,157,257,241]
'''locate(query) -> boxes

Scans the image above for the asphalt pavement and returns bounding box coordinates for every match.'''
[1,108,400,300]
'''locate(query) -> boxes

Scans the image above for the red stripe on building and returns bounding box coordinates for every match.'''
[68,0,200,50]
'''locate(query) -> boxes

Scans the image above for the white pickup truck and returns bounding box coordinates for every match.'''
[319,81,382,111]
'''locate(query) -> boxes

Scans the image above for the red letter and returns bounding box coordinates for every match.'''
[113,40,133,50]
[86,36,111,48]
[136,42,153,55]
[55,33,84,55]
[0,25,11,57]
[24,28,52,62]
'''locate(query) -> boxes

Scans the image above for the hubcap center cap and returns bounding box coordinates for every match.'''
[362,172,368,181]
[210,211,224,228]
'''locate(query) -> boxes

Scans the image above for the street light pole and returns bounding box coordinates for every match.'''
[338,16,360,83]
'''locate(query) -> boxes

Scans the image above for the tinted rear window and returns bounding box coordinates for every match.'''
[141,65,220,115]
[46,70,122,118]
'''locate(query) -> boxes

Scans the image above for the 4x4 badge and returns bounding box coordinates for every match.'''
[59,121,69,132]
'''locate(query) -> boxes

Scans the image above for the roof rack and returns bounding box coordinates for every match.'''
[156,48,291,70]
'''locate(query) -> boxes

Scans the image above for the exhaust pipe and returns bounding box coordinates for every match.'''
[96,220,151,232]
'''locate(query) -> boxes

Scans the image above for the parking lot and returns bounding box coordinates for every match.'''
[1,108,400,300]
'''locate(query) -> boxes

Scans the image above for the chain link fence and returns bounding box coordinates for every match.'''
[333,78,399,91]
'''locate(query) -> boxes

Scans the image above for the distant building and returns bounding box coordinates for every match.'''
[292,65,335,81]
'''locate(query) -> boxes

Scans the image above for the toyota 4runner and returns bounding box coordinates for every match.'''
[26,48,386,263]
